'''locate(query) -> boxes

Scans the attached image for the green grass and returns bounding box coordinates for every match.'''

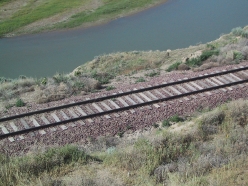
[185,49,219,67]
[56,0,154,28]
[166,61,181,72]
[0,0,88,36]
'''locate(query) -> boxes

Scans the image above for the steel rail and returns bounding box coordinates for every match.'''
[1,65,248,123]
[1,78,248,139]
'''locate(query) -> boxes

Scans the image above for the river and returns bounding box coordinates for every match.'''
[1,0,248,78]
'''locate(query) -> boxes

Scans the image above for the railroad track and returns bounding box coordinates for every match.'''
[1,65,248,142]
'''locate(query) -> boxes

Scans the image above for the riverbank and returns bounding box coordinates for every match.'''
[1,26,248,112]
[0,0,168,37]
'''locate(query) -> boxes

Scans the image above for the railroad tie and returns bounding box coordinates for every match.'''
[139,92,152,102]
[101,102,112,110]
[153,104,160,108]
[41,116,56,132]
[51,113,68,130]
[161,88,174,96]
[30,118,46,135]
[68,108,80,118]
[125,96,137,105]
[75,107,87,116]
[0,125,14,142]
[92,103,104,113]
[185,83,197,91]
[108,100,120,109]
[190,82,203,90]
[130,109,136,113]
[176,85,189,93]
[154,89,166,98]
[85,106,95,115]
[117,97,129,107]
[60,110,70,119]
[168,86,182,95]
[132,94,145,103]
[146,91,158,100]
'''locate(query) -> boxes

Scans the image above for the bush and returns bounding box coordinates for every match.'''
[233,51,244,61]
[91,71,114,85]
[153,123,159,128]
[162,120,171,127]
[232,27,248,38]
[53,73,68,84]
[72,81,85,90]
[241,31,248,38]
[200,50,219,61]
[166,61,181,72]
[15,99,25,107]
[169,115,184,122]
[185,49,219,67]
[231,27,244,36]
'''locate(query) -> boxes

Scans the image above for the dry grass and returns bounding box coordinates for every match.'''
[1,99,248,185]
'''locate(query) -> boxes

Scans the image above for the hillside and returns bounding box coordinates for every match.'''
[0,26,248,185]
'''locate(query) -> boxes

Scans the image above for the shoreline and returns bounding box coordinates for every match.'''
[3,0,169,38]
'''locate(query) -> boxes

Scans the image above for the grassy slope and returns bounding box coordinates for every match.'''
[1,99,248,185]
[0,0,166,37]
[0,0,89,36]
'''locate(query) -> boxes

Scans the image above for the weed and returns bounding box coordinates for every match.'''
[166,61,181,72]
[169,115,184,122]
[15,98,25,107]
[153,123,159,128]
[233,51,243,61]
[106,86,115,91]
[117,131,124,138]
[72,81,85,90]
[232,27,244,36]
[91,71,114,85]
[162,120,171,127]
[135,77,146,83]
[145,71,160,77]
[53,73,68,84]
[40,77,47,85]
[186,49,219,67]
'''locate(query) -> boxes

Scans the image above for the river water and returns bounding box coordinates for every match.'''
[1,0,248,78]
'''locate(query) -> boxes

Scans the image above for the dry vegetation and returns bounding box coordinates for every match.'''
[1,26,248,185]
[1,99,248,185]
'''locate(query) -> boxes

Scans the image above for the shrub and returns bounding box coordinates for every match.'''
[232,27,244,36]
[241,31,248,38]
[233,51,244,61]
[162,120,171,127]
[185,49,219,67]
[91,71,114,85]
[200,50,219,61]
[166,61,181,72]
[72,81,85,90]
[15,99,25,107]
[53,73,68,84]
[169,115,184,122]
[153,123,159,128]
